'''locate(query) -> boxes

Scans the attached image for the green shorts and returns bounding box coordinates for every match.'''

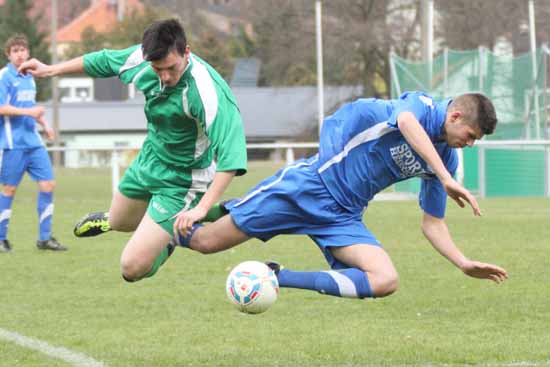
[118,146,214,234]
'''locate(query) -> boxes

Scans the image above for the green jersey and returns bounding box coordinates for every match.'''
[83,45,247,175]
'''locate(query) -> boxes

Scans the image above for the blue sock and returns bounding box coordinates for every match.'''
[278,268,373,298]
[0,194,14,240]
[174,223,203,247]
[37,191,54,241]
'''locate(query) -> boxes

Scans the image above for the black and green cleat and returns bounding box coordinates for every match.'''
[73,211,111,237]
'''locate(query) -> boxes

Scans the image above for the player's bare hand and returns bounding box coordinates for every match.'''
[18,58,51,77]
[43,124,55,141]
[29,106,45,120]
[442,178,481,216]
[172,205,208,238]
[461,260,508,283]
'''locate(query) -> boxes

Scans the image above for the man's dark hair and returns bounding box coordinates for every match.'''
[5,34,29,55]
[449,93,497,135]
[142,19,187,61]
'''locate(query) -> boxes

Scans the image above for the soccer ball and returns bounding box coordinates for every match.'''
[226,261,279,314]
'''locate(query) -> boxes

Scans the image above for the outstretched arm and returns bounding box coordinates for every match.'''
[398,111,481,216]
[421,212,508,283]
[18,56,85,78]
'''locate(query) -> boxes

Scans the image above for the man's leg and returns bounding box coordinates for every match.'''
[35,179,67,251]
[108,191,149,232]
[0,185,16,252]
[119,213,174,282]
[74,190,148,237]
[0,149,24,252]
[276,244,399,299]
[36,180,55,241]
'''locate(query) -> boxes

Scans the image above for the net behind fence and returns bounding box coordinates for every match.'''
[391,47,548,140]
[391,48,550,197]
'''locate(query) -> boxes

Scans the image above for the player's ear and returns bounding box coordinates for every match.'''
[451,111,462,122]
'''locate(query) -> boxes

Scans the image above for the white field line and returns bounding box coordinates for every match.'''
[335,363,550,367]
[0,328,108,367]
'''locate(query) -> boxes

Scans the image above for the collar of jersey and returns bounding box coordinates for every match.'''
[7,62,29,77]
[182,53,194,79]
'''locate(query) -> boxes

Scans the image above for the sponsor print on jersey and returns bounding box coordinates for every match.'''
[389,143,427,178]
[16,90,36,102]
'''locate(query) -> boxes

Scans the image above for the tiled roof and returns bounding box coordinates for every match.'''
[56,0,142,43]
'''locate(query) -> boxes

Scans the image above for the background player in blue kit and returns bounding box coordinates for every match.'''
[175,91,508,299]
[0,34,67,253]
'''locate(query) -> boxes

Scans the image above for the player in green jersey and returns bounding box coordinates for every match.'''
[19,19,247,282]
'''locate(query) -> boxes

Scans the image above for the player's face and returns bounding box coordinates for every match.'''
[7,45,29,68]
[445,119,483,148]
[150,47,189,87]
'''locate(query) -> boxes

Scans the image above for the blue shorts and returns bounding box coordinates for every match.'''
[0,147,54,186]
[226,155,381,270]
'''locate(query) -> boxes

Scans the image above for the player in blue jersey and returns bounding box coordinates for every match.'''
[174,91,508,300]
[0,35,67,252]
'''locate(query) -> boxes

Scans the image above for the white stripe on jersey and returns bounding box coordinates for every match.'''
[189,55,219,159]
[323,270,358,298]
[131,65,150,85]
[234,156,319,208]
[5,116,13,149]
[318,120,395,174]
[180,82,209,159]
[0,150,3,173]
[119,47,145,74]
[190,55,219,130]
[0,67,8,80]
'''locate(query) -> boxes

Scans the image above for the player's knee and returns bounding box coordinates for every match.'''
[120,257,149,282]
[38,180,56,192]
[2,185,16,196]
[191,237,217,254]
[190,231,219,254]
[371,270,399,297]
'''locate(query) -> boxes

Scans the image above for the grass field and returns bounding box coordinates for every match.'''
[1,163,550,367]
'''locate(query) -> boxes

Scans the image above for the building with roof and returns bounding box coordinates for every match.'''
[42,85,362,167]
[55,0,143,55]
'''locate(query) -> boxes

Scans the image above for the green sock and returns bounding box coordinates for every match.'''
[142,245,172,279]
[203,202,227,222]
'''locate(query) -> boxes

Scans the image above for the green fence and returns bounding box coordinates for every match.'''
[390,47,550,197]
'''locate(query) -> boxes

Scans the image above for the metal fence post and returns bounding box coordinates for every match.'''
[286,148,295,165]
[112,149,120,194]
[478,146,486,198]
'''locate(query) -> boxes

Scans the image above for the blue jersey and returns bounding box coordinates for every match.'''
[0,63,43,149]
[318,91,458,218]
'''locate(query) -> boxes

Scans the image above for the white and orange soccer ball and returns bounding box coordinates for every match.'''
[225,261,279,314]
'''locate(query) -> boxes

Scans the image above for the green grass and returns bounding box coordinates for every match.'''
[1,163,550,366]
